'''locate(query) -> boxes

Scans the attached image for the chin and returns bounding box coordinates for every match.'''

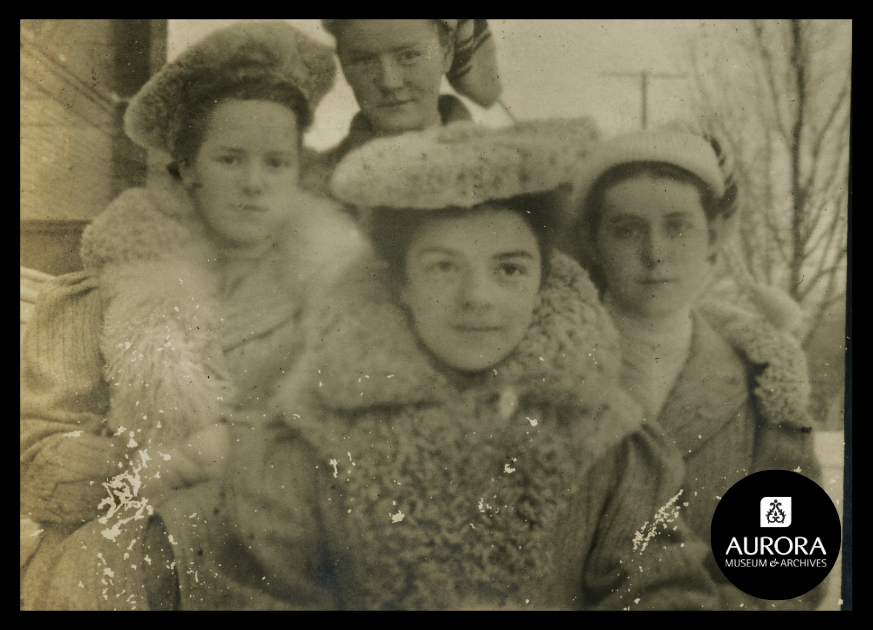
[443,353,505,374]
[370,112,424,133]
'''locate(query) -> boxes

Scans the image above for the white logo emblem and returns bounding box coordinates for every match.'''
[760,497,792,528]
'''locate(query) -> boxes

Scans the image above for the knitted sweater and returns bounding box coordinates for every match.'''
[20,181,366,610]
[143,252,754,610]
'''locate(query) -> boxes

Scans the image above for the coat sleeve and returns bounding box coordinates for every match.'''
[580,422,761,610]
[219,417,338,609]
[20,272,127,524]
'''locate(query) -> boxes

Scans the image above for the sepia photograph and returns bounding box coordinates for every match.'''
[20,19,850,610]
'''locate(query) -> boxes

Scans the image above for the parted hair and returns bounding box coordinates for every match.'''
[575,150,738,295]
[168,74,310,173]
[368,193,560,292]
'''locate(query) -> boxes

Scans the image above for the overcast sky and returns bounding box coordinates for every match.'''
[169,20,703,151]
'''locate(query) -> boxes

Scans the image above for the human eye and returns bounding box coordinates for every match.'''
[395,48,423,66]
[429,260,456,273]
[665,217,693,237]
[497,262,529,278]
[265,155,293,170]
[215,154,240,166]
[611,221,644,240]
[345,52,377,69]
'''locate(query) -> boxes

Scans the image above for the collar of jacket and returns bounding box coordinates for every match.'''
[289,250,624,415]
[697,299,814,430]
[77,182,364,444]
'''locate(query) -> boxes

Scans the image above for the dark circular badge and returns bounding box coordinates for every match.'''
[711,470,841,600]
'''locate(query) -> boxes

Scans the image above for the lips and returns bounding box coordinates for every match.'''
[640,278,675,285]
[454,325,502,333]
[379,99,413,108]
[234,202,268,212]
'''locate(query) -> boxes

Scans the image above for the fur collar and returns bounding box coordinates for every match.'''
[286,251,625,416]
[697,299,813,430]
[80,182,364,446]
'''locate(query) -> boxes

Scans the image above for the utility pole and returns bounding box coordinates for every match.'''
[601,69,688,129]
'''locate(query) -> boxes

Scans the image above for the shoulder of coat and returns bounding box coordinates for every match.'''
[80,186,207,270]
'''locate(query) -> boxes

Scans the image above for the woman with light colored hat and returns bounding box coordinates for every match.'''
[145,120,765,610]
[19,21,366,610]
[301,19,503,196]
[567,123,824,607]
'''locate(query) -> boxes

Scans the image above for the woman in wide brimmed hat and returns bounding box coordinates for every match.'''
[566,123,824,608]
[142,121,762,610]
[20,21,366,610]
[302,19,503,197]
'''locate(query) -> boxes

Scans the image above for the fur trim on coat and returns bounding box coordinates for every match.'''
[79,183,365,449]
[697,299,814,431]
[262,251,648,609]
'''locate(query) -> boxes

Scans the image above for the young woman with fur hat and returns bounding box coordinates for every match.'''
[567,123,825,608]
[131,121,765,610]
[20,21,366,609]
[301,19,502,197]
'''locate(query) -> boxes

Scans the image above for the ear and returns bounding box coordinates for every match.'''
[707,215,728,262]
[398,280,411,308]
[440,43,455,76]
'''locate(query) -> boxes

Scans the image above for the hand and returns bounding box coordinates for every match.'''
[180,422,230,480]
[139,423,230,505]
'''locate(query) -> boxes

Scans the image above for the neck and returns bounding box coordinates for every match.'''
[603,293,694,347]
[373,111,442,138]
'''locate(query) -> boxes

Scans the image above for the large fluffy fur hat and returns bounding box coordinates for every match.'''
[124,21,336,153]
[330,118,600,210]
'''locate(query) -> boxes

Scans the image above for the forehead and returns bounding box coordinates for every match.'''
[409,208,539,256]
[202,99,299,145]
[601,176,706,221]
[336,19,440,54]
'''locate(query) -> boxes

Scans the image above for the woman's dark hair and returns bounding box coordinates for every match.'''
[167,72,309,178]
[574,161,735,294]
[368,192,559,293]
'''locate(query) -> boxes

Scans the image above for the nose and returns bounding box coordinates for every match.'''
[459,268,495,310]
[377,56,405,91]
[641,229,669,268]
[241,162,266,194]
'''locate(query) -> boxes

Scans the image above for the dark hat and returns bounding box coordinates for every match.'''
[124,21,336,153]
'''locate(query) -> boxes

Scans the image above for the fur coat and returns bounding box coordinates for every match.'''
[20,180,365,610]
[78,181,366,448]
[141,251,755,610]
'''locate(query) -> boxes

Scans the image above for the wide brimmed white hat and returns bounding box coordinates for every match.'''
[330,118,601,210]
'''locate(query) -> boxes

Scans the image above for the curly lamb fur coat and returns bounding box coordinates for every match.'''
[150,251,752,610]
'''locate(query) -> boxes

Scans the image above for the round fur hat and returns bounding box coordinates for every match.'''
[124,21,336,153]
[330,118,600,210]
[569,122,727,214]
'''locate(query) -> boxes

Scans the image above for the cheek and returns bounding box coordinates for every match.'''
[409,63,444,93]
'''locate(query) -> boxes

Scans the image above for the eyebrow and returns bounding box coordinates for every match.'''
[495,251,536,260]
[415,248,536,260]
[215,147,295,156]
[343,42,425,58]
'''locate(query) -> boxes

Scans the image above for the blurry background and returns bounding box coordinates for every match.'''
[20,20,850,608]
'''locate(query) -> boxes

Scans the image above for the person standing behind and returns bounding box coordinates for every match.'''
[302,19,502,198]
